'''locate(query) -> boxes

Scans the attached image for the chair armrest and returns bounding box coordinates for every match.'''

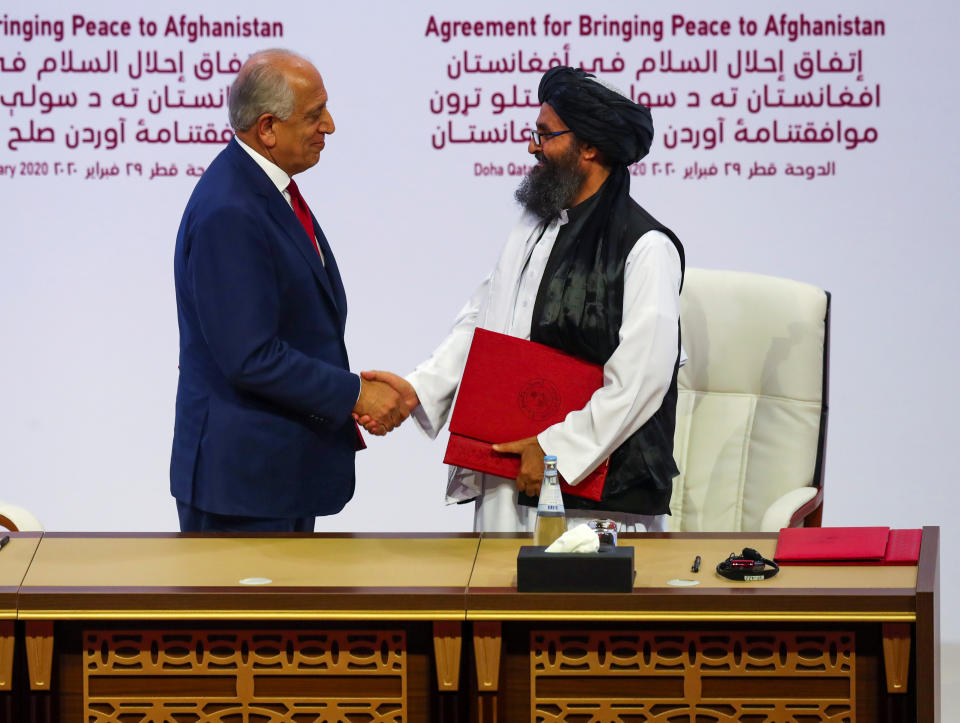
[0,502,43,531]
[759,487,819,532]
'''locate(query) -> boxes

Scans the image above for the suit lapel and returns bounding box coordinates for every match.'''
[226,140,346,323]
[313,224,348,330]
[265,193,338,304]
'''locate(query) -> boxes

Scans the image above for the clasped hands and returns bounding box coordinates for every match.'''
[352,370,419,435]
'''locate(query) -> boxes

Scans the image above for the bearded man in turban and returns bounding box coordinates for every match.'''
[362,67,684,533]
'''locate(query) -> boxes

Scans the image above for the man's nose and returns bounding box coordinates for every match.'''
[321,110,335,134]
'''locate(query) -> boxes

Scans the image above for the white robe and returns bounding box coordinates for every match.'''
[407,209,682,533]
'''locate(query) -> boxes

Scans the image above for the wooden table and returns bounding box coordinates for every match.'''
[465,530,939,722]
[12,533,479,723]
[0,528,940,722]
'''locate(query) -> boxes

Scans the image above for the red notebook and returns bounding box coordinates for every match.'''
[443,328,609,501]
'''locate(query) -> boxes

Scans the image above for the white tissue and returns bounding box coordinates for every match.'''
[544,523,600,553]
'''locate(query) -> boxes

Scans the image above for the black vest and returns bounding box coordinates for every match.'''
[525,185,684,516]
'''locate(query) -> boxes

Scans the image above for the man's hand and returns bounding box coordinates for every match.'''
[492,436,545,496]
[352,377,409,435]
[353,370,419,435]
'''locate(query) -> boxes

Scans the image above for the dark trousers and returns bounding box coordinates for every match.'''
[176,500,315,533]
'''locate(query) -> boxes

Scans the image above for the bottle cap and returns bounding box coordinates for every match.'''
[544,455,557,462]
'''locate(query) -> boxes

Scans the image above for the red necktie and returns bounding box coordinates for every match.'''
[286,178,320,256]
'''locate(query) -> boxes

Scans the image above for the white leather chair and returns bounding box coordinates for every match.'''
[0,502,43,531]
[670,269,829,532]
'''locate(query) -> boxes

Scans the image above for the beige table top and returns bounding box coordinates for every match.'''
[18,534,480,620]
[0,533,41,619]
[11,532,931,624]
[466,535,921,622]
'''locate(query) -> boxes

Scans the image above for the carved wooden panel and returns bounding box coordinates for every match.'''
[881,622,911,694]
[25,621,53,691]
[531,630,855,722]
[432,620,462,691]
[83,629,406,722]
[473,621,502,692]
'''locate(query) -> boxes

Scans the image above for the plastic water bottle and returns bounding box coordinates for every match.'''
[534,455,567,547]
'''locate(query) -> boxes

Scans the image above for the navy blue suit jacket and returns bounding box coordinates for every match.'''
[171,139,360,518]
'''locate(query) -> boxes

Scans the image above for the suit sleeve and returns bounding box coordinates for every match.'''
[187,203,360,420]
[537,231,681,484]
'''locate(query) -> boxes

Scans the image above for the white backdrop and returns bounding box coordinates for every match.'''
[2,0,958,640]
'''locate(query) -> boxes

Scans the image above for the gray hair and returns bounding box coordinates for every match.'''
[228,49,302,132]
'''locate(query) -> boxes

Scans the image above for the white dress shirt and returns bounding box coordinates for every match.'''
[235,136,324,264]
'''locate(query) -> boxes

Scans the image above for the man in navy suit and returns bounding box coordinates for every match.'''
[171,50,408,532]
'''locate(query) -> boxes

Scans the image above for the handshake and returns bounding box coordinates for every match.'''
[351,370,420,436]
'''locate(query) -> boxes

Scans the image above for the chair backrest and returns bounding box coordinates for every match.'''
[670,268,829,531]
[0,502,43,531]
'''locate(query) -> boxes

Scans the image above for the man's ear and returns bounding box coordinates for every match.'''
[579,143,601,163]
[256,114,277,149]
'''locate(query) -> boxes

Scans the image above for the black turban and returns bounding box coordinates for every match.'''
[538,66,654,166]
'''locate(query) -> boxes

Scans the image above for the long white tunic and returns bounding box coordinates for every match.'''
[407,209,682,533]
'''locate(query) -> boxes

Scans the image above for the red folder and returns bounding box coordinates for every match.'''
[774,526,922,566]
[775,526,890,563]
[883,529,922,564]
[443,328,609,501]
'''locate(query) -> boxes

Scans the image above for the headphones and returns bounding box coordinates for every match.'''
[716,548,779,581]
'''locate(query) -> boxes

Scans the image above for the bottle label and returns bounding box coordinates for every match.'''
[537,475,565,517]
[538,504,564,516]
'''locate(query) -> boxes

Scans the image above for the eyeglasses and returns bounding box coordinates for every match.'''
[526,128,573,145]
